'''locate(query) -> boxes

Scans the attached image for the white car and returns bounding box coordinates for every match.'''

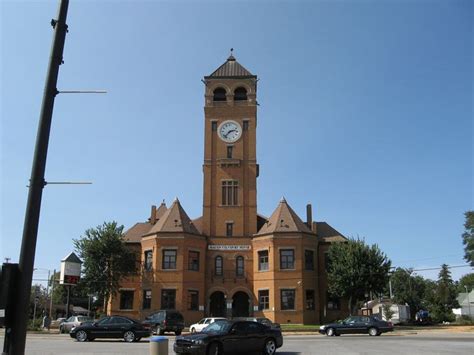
[189,317,226,333]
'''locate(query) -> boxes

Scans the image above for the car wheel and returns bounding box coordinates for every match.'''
[207,342,221,355]
[263,338,276,355]
[191,327,196,333]
[368,327,378,336]
[59,326,64,334]
[175,330,182,336]
[326,327,335,336]
[75,330,88,342]
[123,330,136,343]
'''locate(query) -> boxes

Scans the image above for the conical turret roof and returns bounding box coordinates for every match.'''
[256,198,312,235]
[147,198,200,235]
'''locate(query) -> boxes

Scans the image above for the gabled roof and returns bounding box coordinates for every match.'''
[147,198,200,235]
[61,252,82,264]
[255,197,312,235]
[124,222,153,243]
[316,222,347,242]
[155,202,167,221]
[206,53,256,79]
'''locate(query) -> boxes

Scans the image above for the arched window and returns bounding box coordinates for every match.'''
[213,88,227,101]
[234,87,248,101]
[236,256,244,277]
[215,256,223,276]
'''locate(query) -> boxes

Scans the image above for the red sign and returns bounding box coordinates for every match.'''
[64,275,80,285]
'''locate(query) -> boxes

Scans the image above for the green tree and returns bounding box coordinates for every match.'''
[390,268,429,319]
[457,273,474,293]
[382,303,395,321]
[428,264,460,323]
[462,211,474,266]
[73,221,137,311]
[327,238,391,314]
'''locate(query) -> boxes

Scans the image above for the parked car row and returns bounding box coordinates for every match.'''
[68,314,284,354]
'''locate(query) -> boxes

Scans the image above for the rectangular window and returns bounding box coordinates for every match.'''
[280,249,295,270]
[258,290,269,310]
[161,289,176,310]
[215,256,223,276]
[188,290,199,311]
[243,120,249,131]
[222,180,238,206]
[211,121,217,131]
[120,290,134,310]
[306,290,315,310]
[281,289,295,310]
[327,292,340,310]
[305,250,314,270]
[227,146,233,159]
[226,223,233,237]
[144,250,153,271]
[258,250,269,271]
[162,249,177,270]
[188,251,200,271]
[143,289,152,309]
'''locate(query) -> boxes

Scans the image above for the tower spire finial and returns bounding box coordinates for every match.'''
[227,48,235,61]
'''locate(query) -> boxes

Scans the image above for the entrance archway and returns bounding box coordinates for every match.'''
[232,291,250,317]
[209,291,226,317]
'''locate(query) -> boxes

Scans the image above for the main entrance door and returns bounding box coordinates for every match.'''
[209,291,226,317]
[232,291,250,317]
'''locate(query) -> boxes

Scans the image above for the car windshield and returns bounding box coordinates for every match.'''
[202,321,232,334]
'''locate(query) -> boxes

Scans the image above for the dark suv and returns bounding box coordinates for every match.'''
[143,310,184,335]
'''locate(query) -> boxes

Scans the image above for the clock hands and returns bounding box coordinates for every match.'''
[224,129,236,138]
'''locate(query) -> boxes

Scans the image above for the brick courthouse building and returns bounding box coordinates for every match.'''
[110,55,349,325]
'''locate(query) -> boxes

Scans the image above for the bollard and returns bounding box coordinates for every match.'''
[149,335,168,355]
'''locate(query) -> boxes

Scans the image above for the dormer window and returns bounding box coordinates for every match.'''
[213,88,227,101]
[234,87,248,101]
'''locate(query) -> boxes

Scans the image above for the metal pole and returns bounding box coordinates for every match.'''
[33,299,37,324]
[9,1,69,353]
[49,269,55,320]
[46,270,50,313]
[65,285,71,319]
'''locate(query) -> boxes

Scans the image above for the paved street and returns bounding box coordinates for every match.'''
[1,331,473,355]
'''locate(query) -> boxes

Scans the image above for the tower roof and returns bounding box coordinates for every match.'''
[256,198,312,235]
[147,198,200,235]
[206,51,256,79]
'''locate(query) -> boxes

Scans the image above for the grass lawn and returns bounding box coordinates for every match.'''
[280,324,321,331]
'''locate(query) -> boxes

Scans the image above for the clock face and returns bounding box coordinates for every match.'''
[218,120,242,143]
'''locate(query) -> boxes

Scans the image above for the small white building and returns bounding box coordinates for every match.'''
[367,300,410,324]
[452,290,474,320]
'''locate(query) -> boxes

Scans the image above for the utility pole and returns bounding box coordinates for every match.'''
[8,1,69,354]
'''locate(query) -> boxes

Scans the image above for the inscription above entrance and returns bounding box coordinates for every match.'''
[208,245,251,251]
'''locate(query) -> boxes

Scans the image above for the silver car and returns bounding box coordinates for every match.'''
[59,316,93,333]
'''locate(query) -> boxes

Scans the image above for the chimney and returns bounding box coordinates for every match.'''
[150,205,157,224]
[312,221,318,234]
[306,204,312,229]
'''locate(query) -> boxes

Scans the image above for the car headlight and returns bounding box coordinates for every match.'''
[193,339,205,345]
[319,325,326,330]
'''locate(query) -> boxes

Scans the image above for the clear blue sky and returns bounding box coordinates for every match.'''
[1,0,472,284]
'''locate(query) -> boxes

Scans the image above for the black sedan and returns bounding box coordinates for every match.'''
[174,320,283,355]
[70,315,151,342]
[319,315,393,336]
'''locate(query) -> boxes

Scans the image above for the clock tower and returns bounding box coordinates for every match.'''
[202,53,258,238]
